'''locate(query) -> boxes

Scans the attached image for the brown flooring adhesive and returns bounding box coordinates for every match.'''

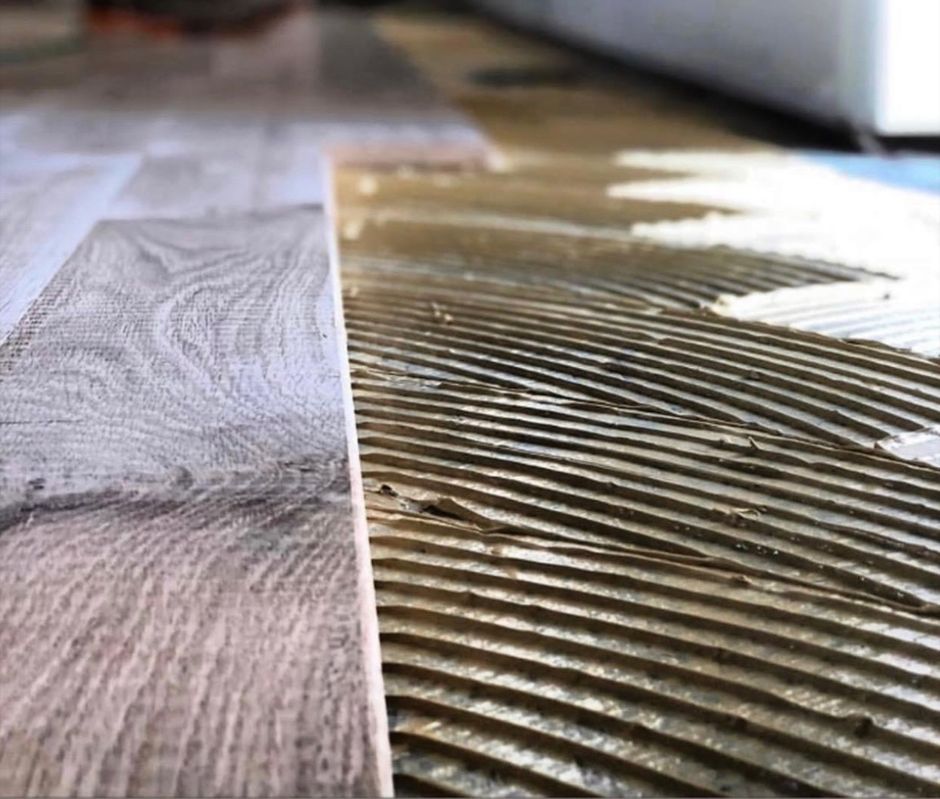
[341,217,872,310]
[337,9,940,797]
[343,268,940,450]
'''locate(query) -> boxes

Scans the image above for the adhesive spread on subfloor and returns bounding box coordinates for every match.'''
[338,168,721,229]
[355,370,940,604]
[344,272,940,450]
[341,10,940,797]
[356,372,940,797]
[610,151,940,281]
[341,216,875,311]
[877,425,940,467]
[344,266,940,795]
[712,279,940,359]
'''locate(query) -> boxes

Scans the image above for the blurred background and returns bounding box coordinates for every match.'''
[3,0,938,146]
[474,0,940,141]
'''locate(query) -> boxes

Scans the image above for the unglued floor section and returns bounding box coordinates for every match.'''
[359,372,940,797]
[337,10,940,797]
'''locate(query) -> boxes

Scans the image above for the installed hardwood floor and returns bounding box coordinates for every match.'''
[1,208,341,485]
[0,208,388,796]
[0,6,485,796]
[0,153,137,341]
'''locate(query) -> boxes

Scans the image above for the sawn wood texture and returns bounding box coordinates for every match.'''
[0,5,488,795]
[0,208,386,796]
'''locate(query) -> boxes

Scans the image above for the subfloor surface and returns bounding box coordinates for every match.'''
[337,10,940,797]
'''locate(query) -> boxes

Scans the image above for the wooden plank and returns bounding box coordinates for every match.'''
[0,7,487,794]
[0,206,389,796]
[0,153,137,342]
[108,120,327,220]
[0,9,486,168]
[108,150,266,220]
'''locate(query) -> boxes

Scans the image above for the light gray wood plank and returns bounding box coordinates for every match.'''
[108,150,264,220]
[0,7,485,793]
[108,119,326,220]
[0,153,137,342]
[0,206,389,796]
[0,8,486,168]
[254,121,328,209]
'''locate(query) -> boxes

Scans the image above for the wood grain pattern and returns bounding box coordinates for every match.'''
[0,9,486,169]
[0,207,388,796]
[0,5,491,793]
[0,153,137,341]
[107,121,326,221]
